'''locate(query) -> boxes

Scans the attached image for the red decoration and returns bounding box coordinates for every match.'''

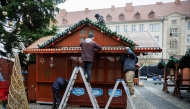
[117,38,120,41]
[51,43,54,46]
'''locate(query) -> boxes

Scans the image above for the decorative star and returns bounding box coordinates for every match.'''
[40,58,45,64]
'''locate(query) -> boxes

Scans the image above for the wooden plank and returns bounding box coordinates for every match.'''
[28,64,36,101]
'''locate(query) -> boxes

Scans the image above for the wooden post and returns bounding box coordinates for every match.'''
[162,67,169,93]
[173,63,182,98]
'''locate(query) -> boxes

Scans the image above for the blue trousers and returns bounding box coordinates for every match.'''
[83,61,93,82]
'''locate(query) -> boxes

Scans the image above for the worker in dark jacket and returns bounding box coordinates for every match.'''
[95,14,106,26]
[120,47,138,99]
[52,77,69,109]
[80,33,101,83]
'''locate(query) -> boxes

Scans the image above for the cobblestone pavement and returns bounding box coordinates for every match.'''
[2,80,189,109]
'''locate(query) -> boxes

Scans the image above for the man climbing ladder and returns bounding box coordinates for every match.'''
[58,66,100,109]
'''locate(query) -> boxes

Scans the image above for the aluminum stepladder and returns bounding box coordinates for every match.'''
[105,79,136,109]
[58,66,100,109]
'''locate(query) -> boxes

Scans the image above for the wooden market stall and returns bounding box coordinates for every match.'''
[159,56,178,93]
[176,50,190,98]
[160,53,190,98]
[24,18,162,108]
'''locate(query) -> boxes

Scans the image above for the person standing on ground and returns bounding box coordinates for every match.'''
[80,33,102,83]
[120,47,138,99]
[52,77,69,109]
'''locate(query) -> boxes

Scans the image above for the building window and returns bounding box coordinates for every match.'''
[62,18,67,24]
[119,13,125,20]
[116,26,120,32]
[131,25,136,31]
[139,24,144,31]
[172,20,177,24]
[80,30,86,42]
[106,14,112,21]
[124,25,127,32]
[134,11,140,19]
[148,10,155,18]
[149,24,159,31]
[154,53,158,55]
[170,28,178,36]
[187,35,190,43]
[170,40,178,49]
[188,21,190,29]
[154,36,159,42]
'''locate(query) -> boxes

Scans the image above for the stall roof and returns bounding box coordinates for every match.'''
[158,59,166,69]
[24,18,162,54]
[179,50,190,69]
[166,56,178,68]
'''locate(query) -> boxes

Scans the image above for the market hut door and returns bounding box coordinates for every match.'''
[28,64,36,102]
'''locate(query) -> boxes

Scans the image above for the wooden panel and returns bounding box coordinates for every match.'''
[0,58,13,81]
[37,82,52,102]
[94,29,124,46]
[51,55,68,81]
[107,69,115,82]
[35,54,126,108]
[51,26,125,48]
[116,69,123,80]
[97,69,104,82]
[28,64,36,101]
[182,68,190,85]
[37,54,68,82]
[55,31,80,47]
[37,55,51,81]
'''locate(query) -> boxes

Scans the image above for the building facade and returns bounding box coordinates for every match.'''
[55,0,190,65]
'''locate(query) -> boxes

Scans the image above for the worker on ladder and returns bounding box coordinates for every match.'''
[52,77,69,109]
[80,33,102,83]
[120,48,138,99]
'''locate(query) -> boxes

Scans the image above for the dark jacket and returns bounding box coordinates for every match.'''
[80,38,101,62]
[52,77,68,90]
[121,48,138,73]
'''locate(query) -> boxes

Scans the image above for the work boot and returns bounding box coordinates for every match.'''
[131,94,136,100]
[85,74,88,78]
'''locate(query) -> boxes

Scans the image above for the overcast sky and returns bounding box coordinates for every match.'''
[58,0,186,12]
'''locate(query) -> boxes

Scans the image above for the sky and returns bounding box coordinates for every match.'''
[57,0,186,12]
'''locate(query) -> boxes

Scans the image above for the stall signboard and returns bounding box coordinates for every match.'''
[72,87,85,96]
[108,89,122,97]
[92,88,103,97]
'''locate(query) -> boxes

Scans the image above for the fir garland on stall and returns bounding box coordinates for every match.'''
[38,18,135,50]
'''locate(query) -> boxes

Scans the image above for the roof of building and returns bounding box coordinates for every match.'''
[56,0,190,27]
[122,31,161,48]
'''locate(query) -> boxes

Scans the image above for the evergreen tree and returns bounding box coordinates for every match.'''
[0,0,66,57]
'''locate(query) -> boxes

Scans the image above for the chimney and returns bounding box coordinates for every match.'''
[111,5,115,11]
[59,9,67,16]
[156,2,162,5]
[125,3,132,11]
[175,0,180,4]
[85,8,89,13]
